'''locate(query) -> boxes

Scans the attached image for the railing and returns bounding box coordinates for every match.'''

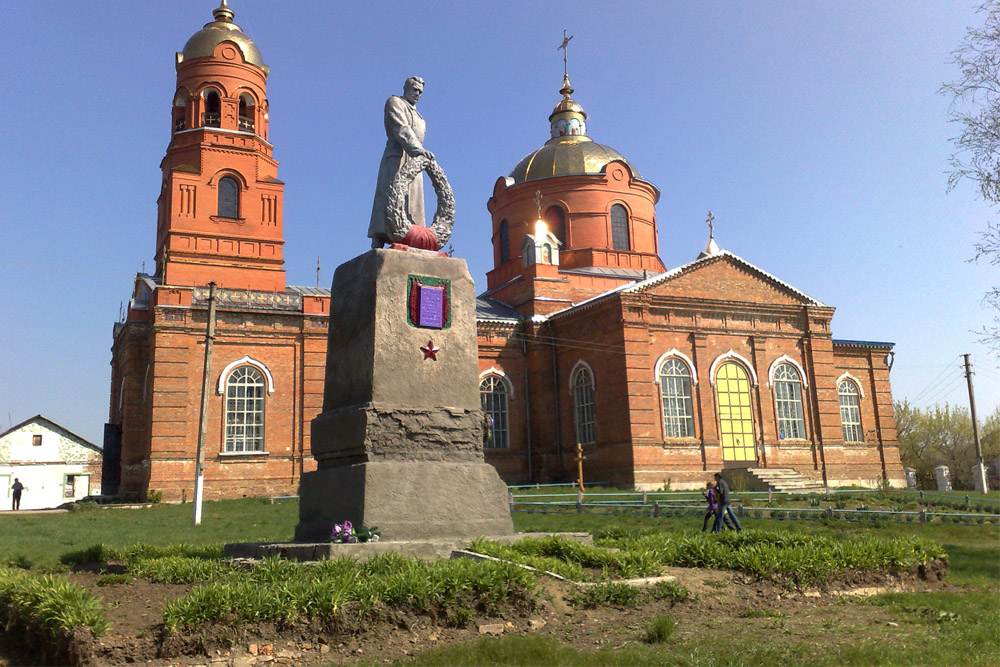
[238,116,255,132]
[507,485,1000,526]
[201,112,221,128]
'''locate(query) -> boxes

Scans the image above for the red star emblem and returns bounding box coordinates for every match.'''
[421,340,440,361]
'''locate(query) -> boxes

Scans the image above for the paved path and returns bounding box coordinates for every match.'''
[0,508,69,515]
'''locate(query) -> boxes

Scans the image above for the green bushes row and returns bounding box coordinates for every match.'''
[161,553,537,633]
[0,567,109,640]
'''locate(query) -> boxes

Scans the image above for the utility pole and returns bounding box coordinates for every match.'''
[963,353,988,493]
[193,282,218,525]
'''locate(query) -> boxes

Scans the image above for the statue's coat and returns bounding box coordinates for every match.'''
[368,95,427,242]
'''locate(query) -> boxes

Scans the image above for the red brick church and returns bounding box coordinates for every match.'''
[104,3,904,501]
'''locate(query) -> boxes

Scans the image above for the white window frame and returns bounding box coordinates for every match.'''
[479,374,511,449]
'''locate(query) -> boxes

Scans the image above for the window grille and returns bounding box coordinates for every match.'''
[224,366,265,452]
[479,376,510,449]
[573,367,596,444]
[838,380,863,442]
[659,358,694,438]
[773,364,806,439]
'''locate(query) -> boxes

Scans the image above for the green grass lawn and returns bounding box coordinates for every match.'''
[0,499,297,569]
[404,511,1000,667]
[1,497,997,666]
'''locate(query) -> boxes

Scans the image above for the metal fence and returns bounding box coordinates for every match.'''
[508,486,1000,526]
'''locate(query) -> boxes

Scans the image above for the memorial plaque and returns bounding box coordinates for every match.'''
[418,285,444,328]
[407,275,451,329]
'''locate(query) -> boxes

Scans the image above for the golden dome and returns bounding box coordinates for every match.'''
[509,75,642,184]
[179,1,267,72]
[509,137,641,184]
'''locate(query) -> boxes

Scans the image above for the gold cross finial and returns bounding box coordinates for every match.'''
[535,189,543,219]
[558,30,574,79]
[706,211,715,239]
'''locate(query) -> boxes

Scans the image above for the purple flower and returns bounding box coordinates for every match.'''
[345,535,357,544]
[343,520,353,532]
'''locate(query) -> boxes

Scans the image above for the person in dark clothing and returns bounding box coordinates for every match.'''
[712,472,742,533]
[11,479,24,511]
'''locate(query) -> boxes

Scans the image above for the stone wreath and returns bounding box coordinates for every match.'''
[385,155,456,250]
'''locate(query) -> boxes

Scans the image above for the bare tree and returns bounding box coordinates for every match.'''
[942,2,1000,349]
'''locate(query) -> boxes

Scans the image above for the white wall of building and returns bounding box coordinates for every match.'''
[0,417,102,510]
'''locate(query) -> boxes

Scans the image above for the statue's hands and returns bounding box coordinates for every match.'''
[419,148,435,162]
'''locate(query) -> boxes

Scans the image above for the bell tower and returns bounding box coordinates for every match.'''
[154,1,285,292]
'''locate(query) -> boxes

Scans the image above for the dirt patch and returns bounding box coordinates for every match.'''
[0,559,950,666]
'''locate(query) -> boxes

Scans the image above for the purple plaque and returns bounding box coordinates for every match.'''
[417,285,445,328]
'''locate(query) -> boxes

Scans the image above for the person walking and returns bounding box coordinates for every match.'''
[712,472,742,533]
[702,481,717,531]
[11,478,24,511]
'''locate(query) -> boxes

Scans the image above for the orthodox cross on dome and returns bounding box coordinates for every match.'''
[704,210,721,255]
[558,30,574,79]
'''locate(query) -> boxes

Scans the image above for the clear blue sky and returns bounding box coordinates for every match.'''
[1,1,996,445]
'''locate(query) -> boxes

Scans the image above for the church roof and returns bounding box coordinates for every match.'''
[476,297,521,323]
[508,74,654,194]
[833,339,895,349]
[541,246,827,322]
[178,1,267,73]
[623,249,828,307]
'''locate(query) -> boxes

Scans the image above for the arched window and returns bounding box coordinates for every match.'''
[659,358,694,438]
[224,366,265,453]
[610,204,630,251]
[499,219,510,264]
[172,91,187,133]
[480,376,510,449]
[218,177,239,218]
[203,89,221,127]
[773,363,806,440]
[838,380,863,442]
[715,361,756,462]
[544,205,566,247]
[572,366,596,444]
[238,92,255,132]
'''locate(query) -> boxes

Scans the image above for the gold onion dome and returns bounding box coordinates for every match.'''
[510,75,641,184]
[179,1,267,72]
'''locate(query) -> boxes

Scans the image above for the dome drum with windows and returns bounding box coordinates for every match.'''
[487,74,664,287]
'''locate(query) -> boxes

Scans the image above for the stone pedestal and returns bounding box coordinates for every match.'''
[295,249,514,542]
[934,465,952,492]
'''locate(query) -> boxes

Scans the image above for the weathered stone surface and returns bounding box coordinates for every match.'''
[321,249,480,413]
[310,404,483,464]
[295,460,513,542]
[297,249,513,543]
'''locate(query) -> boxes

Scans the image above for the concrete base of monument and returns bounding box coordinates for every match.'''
[293,460,515,543]
[224,532,593,562]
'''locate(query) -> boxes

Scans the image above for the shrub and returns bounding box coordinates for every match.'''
[0,567,109,639]
[644,615,676,643]
[648,580,690,604]
[569,582,640,608]
[96,573,133,586]
[146,489,163,504]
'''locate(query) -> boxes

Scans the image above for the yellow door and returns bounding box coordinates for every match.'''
[715,361,757,462]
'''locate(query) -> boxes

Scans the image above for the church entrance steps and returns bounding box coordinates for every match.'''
[746,468,827,493]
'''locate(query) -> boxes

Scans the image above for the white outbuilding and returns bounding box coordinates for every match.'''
[0,415,102,510]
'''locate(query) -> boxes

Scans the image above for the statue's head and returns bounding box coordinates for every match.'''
[403,76,424,104]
